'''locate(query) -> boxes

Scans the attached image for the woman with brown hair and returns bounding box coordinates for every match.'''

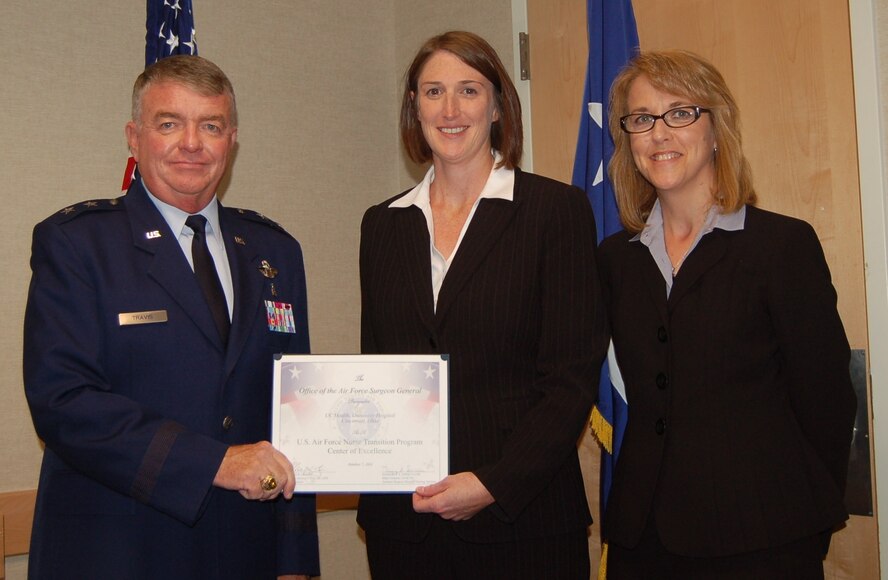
[357,31,607,579]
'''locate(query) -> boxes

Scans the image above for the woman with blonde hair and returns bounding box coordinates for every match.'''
[598,49,856,579]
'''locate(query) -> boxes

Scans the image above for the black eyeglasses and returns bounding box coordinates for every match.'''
[620,106,711,134]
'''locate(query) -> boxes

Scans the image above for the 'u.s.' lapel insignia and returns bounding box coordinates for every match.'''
[145,230,162,239]
[259,260,278,279]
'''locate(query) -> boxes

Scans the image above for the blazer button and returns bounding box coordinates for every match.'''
[655,418,666,435]
[222,416,234,430]
[657,326,668,342]
[655,372,669,390]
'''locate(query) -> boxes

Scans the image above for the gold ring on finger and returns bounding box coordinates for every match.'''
[260,474,277,491]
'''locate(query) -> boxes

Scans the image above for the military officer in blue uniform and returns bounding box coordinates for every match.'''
[23,55,319,579]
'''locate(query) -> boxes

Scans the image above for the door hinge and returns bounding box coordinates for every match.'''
[519,32,530,80]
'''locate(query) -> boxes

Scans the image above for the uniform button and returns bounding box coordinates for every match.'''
[222,416,234,430]
[656,372,669,389]
[657,326,668,342]
[655,418,666,435]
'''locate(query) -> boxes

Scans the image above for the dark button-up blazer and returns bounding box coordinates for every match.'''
[598,204,856,557]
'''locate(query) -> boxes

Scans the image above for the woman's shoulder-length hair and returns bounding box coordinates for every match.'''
[400,30,523,170]
[607,49,756,233]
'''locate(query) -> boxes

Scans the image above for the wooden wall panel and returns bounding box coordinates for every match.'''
[0,490,36,558]
[527,0,875,578]
[527,0,588,183]
[526,4,602,572]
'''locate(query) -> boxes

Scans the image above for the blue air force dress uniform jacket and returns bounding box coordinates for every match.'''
[23,179,319,579]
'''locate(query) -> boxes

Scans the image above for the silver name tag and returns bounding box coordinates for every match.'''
[118,310,169,326]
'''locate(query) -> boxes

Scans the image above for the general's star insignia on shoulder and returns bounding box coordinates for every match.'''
[53,197,125,222]
[230,207,291,237]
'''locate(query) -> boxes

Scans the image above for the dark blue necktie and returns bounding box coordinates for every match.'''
[185,215,230,345]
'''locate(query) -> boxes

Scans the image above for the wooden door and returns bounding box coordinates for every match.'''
[526,1,877,578]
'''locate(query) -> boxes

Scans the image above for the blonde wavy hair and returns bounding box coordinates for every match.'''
[607,50,756,233]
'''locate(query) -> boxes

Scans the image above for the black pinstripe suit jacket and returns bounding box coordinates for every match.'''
[356,168,608,543]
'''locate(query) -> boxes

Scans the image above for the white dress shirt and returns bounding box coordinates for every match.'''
[144,183,235,319]
[389,152,515,311]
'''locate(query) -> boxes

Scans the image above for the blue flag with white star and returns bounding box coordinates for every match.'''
[571,0,638,514]
[146,0,198,66]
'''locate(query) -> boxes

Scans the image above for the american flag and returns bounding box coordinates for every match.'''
[146,0,198,65]
[123,0,198,191]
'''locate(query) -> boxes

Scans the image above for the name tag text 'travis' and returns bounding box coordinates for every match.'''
[118,310,169,326]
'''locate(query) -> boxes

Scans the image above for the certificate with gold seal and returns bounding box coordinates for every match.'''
[271,354,450,493]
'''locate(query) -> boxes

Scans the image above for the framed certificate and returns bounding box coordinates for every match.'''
[271,354,450,493]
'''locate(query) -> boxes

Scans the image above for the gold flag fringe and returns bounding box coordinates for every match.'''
[589,405,613,454]
[589,405,613,578]
[598,542,609,580]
